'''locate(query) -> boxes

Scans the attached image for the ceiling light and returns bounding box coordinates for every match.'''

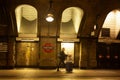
[46,0,54,22]
[46,13,54,22]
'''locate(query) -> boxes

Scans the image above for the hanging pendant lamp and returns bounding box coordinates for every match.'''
[46,0,54,22]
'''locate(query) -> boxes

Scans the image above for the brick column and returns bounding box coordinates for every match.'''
[79,37,97,69]
[7,37,15,68]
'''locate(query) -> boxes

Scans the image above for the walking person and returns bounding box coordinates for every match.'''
[57,48,67,71]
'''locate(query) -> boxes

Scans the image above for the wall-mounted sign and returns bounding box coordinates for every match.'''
[42,43,54,53]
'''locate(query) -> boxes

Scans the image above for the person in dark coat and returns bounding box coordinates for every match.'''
[57,48,67,71]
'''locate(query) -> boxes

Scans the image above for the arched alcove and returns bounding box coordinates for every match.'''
[99,9,120,42]
[15,4,38,39]
[60,7,84,39]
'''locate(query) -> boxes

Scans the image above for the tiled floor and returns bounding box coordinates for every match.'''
[0,68,120,80]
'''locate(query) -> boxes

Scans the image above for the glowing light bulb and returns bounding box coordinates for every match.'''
[46,14,54,22]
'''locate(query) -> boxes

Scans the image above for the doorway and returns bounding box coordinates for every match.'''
[61,43,74,62]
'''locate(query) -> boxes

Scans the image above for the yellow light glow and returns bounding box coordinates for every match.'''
[15,7,22,32]
[61,43,74,62]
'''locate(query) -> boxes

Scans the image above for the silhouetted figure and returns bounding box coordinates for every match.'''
[57,48,67,71]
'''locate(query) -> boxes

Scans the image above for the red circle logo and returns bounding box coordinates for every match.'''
[43,43,54,53]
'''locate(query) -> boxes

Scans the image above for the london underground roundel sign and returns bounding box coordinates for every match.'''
[42,43,54,53]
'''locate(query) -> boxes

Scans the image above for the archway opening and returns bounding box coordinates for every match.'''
[15,4,38,41]
[60,7,84,39]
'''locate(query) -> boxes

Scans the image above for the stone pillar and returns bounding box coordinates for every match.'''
[7,37,15,68]
[87,38,97,68]
[79,39,88,69]
[74,43,80,68]
[79,37,97,69]
[39,37,57,69]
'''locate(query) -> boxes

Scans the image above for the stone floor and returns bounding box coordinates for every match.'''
[0,68,120,80]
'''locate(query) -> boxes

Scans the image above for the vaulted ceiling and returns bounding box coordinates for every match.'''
[0,0,120,42]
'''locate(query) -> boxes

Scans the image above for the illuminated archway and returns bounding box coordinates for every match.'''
[60,7,84,38]
[15,4,38,39]
[99,9,120,40]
